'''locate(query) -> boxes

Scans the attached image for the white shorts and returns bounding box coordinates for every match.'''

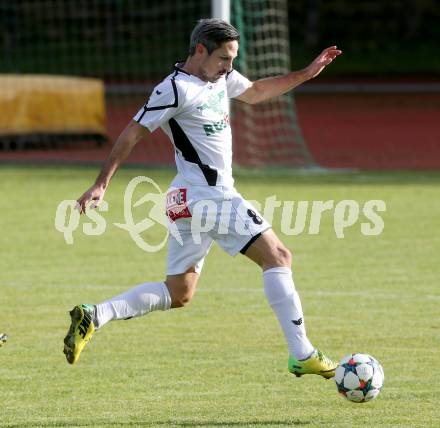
[165,179,270,276]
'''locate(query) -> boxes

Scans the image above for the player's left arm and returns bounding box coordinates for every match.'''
[236,46,342,105]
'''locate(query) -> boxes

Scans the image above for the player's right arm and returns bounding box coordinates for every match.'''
[76,120,149,214]
[77,74,180,214]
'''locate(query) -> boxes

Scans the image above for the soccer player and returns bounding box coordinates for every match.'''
[64,19,342,378]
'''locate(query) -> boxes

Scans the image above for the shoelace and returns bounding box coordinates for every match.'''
[317,350,335,367]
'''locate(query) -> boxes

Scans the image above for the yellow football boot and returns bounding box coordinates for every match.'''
[63,304,95,364]
[288,349,337,379]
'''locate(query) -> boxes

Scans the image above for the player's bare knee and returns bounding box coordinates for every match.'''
[265,245,292,269]
[165,274,197,308]
[171,291,193,308]
[278,246,292,266]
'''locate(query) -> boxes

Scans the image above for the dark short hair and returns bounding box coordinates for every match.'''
[189,18,240,56]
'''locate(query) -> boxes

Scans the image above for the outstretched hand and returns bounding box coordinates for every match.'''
[76,183,106,215]
[305,46,342,79]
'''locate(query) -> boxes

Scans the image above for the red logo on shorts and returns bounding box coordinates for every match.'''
[166,188,192,222]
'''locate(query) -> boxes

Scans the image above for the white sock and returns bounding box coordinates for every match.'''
[263,267,315,360]
[94,281,171,329]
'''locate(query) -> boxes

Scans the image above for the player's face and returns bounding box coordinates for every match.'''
[199,40,238,83]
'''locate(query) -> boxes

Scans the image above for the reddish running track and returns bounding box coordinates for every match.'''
[1,92,439,169]
[297,93,440,169]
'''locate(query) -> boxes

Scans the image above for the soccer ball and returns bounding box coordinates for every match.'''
[334,353,384,403]
[0,333,8,347]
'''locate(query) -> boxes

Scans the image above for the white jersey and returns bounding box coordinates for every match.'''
[134,64,251,188]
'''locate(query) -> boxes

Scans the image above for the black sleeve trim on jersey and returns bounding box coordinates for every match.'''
[239,232,263,254]
[168,118,218,186]
[136,73,178,123]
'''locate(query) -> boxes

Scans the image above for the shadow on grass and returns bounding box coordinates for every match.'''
[5,419,310,427]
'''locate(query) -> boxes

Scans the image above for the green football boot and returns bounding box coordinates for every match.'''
[288,349,337,379]
[63,304,95,364]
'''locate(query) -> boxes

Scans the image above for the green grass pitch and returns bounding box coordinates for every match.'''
[1,165,439,427]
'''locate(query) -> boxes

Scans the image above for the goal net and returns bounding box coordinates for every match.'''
[0,0,314,168]
[231,0,315,168]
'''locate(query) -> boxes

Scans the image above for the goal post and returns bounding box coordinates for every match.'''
[212,0,230,22]
[228,0,316,168]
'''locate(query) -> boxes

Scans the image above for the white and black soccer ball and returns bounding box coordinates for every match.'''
[335,353,384,403]
[0,333,8,347]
